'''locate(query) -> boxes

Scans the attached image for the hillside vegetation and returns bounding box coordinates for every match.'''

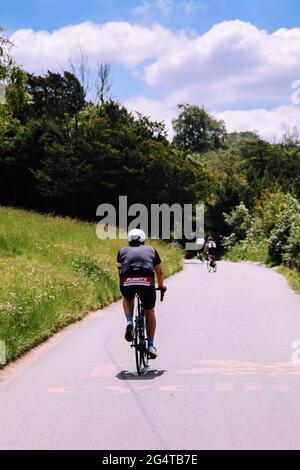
[0,207,183,363]
[224,191,300,292]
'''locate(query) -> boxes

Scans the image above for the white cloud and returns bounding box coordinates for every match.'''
[133,0,207,20]
[133,0,173,19]
[144,20,300,107]
[10,21,179,72]
[133,2,152,17]
[9,19,300,138]
[156,0,173,17]
[179,0,208,16]
[215,105,300,142]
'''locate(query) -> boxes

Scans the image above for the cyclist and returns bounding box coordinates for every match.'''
[196,237,205,262]
[117,229,166,360]
[205,235,217,265]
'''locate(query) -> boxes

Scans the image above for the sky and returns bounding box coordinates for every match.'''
[2,0,300,139]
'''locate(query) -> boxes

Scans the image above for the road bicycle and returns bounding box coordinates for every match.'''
[131,287,165,375]
[207,254,217,273]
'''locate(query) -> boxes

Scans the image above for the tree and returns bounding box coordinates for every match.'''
[96,63,112,104]
[241,137,300,201]
[5,67,29,122]
[69,49,112,104]
[223,202,252,244]
[26,71,85,123]
[172,104,226,153]
[0,27,15,80]
[268,195,300,264]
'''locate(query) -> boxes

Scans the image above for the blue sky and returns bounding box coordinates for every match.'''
[2,0,300,138]
[2,0,300,34]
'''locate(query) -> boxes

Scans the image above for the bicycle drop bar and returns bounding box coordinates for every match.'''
[156,287,166,302]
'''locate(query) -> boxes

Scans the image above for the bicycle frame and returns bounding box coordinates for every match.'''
[131,288,165,375]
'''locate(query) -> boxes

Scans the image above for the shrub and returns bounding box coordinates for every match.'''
[223,201,252,246]
[268,196,300,264]
[282,215,300,267]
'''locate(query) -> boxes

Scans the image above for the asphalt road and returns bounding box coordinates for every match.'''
[1,260,300,450]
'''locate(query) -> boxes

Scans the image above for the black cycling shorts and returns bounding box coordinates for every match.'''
[120,275,156,310]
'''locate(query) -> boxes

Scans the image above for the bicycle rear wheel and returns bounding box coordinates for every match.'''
[142,326,149,369]
[134,320,144,375]
[134,298,149,375]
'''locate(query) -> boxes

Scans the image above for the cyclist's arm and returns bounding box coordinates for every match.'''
[154,264,165,289]
[117,251,121,276]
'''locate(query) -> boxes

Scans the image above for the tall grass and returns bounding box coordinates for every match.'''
[0,207,183,363]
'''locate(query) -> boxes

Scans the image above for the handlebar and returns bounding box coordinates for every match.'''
[156,287,166,302]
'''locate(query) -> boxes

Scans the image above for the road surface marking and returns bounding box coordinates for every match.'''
[244,382,263,391]
[215,383,234,392]
[85,364,117,378]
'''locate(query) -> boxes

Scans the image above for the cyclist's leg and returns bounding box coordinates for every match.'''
[144,308,156,340]
[120,286,136,342]
[122,296,134,320]
[144,308,157,359]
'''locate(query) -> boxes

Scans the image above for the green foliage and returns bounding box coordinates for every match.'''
[172,104,226,153]
[225,190,300,272]
[223,202,252,245]
[283,215,300,266]
[26,71,85,123]
[268,196,300,264]
[199,129,300,242]
[277,266,300,293]
[225,238,268,263]
[4,99,207,219]
[5,68,29,121]
[251,188,288,238]
[241,137,300,200]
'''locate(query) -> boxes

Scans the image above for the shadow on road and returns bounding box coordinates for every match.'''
[116,369,166,380]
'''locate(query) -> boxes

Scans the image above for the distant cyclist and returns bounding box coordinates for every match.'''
[196,237,205,262]
[117,229,166,359]
[205,235,217,264]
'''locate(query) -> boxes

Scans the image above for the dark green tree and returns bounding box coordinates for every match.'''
[26,71,85,123]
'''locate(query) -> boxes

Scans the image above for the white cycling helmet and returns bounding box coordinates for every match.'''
[196,237,205,248]
[128,228,146,244]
